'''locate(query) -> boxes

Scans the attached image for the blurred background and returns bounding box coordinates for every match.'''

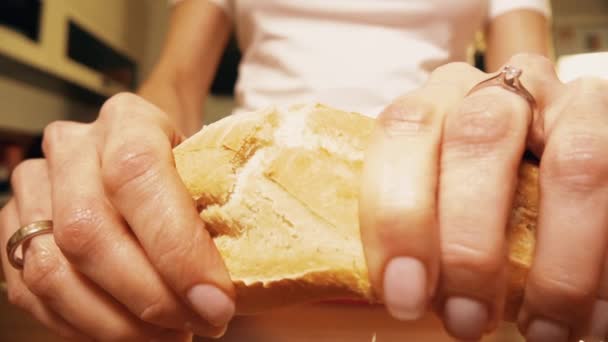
[0,0,607,341]
[0,0,239,210]
[1,0,608,207]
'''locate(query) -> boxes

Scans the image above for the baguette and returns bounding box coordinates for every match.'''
[172,103,538,320]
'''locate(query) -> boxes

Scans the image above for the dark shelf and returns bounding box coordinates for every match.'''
[67,20,137,90]
[0,53,107,107]
[0,0,42,42]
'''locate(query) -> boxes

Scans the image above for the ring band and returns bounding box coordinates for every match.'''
[468,65,537,115]
[6,220,53,269]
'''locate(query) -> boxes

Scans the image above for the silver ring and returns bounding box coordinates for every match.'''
[468,65,537,116]
[6,220,53,269]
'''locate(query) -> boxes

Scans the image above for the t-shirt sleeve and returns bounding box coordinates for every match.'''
[168,0,233,19]
[488,0,552,19]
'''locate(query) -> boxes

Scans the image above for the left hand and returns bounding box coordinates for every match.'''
[359,53,608,341]
[0,94,235,341]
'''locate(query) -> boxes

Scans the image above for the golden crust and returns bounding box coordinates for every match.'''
[173,108,278,206]
[173,103,538,319]
[504,161,538,320]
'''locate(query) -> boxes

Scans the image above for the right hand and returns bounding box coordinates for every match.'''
[0,93,235,341]
[359,55,608,341]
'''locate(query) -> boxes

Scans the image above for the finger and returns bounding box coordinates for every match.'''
[0,199,87,341]
[520,77,608,341]
[42,121,223,337]
[360,63,486,321]
[23,235,179,341]
[11,158,178,341]
[587,299,608,340]
[506,53,567,156]
[97,93,235,327]
[436,56,562,340]
[589,257,608,339]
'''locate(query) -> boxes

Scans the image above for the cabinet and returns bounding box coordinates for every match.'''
[0,0,161,205]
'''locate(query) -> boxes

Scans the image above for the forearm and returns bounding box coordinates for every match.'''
[485,10,551,72]
[138,71,205,137]
[137,0,232,136]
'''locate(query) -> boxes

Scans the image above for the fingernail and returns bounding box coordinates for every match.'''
[589,300,608,339]
[526,319,569,342]
[443,297,488,340]
[184,321,228,339]
[208,324,228,339]
[187,284,235,327]
[383,257,427,320]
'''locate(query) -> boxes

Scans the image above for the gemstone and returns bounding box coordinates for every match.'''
[502,65,522,82]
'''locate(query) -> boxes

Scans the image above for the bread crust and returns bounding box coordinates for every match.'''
[173,104,537,318]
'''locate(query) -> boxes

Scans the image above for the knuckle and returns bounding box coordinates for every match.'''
[530,270,595,305]
[444,100,516,150]
[378,100,438,137]
[153,230,196,273]
[430,62,476,81]
[10,159,45,189]
[41,121,83,155]
[22,241,63,296]
[543,132,608,190]
[98,92,140,122]
[42,121,68,150]
[148,229,201,292]
[98,92,171,133]
[102,143,161,197]
[442,240,502,277]
[53,204,104,261]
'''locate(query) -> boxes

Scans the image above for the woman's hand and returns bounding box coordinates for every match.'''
[360,54,608,341]
[0,93,235,341]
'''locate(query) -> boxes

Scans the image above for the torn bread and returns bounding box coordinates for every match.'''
[172,103,538,320]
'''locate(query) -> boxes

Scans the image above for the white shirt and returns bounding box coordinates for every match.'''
[172,0,550,117]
